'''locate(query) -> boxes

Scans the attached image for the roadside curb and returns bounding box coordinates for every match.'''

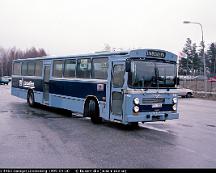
[194,91,216,101]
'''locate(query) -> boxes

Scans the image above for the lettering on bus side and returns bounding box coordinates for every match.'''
[146,50,166,58]
[19,79,35,88]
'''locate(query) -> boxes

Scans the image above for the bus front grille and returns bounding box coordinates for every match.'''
[142,98,165,105]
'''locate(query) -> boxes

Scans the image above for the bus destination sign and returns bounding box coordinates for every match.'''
[146,50,166,58]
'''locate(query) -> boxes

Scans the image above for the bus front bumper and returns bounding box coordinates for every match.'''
[126,112,179,123]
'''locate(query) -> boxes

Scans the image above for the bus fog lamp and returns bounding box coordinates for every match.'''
[172,104,177,111]
[133,98,140,105]
[133,106,139,113]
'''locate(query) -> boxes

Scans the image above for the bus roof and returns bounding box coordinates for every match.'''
[13,49,177,62]
[14,51,129,62]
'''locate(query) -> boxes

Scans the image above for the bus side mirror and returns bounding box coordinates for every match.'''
[176,77,180,85]
[126,60,131,72]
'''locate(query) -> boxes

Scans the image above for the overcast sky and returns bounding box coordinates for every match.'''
[0,0,215,56]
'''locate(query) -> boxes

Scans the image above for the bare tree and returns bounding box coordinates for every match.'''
[0,47,47,76]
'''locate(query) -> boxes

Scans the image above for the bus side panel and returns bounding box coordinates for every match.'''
[34,91,43,104]
[99,102,107,119]
[49,80,106,102]
[12,77,108,116]
[49,94,107,116]
[11,87,28,100]
[49,80,107,115]
[11,87,43,104]
[49,94,84,114]
[11,77,43,104]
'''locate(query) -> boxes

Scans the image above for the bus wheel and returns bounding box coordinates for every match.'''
[27,91,35,107]
[89,100,102,124]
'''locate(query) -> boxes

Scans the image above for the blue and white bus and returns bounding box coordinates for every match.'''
[11,49,179,126]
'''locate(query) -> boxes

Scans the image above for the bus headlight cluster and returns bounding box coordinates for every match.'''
[133,97,140,113]
[172,104,177,111]
[172,97,177,104]
[133,98,140,105]
[133,106,139,113]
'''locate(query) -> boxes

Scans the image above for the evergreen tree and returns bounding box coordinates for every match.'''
[206,43,216,75]
[191,43,202,75]
[179,38,203,76]
[197,41,206,76]
[179,39,216,76]
[179,38,193,75]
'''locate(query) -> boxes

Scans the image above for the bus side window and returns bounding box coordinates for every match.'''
[92,58,108,79]
[21,62,28,76]
[64,59,76,78]
[112,64,125,88]
[28,62,35,76]
[35,61,43,76]
[13,62,21,75]
[76,58,91,78]
[53,60,64,78]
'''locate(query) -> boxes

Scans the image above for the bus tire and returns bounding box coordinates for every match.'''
[27,90,35,107]
[89,99,102,124]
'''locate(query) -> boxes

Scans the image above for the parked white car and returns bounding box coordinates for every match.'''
[176,88,193,98]
[0,77,9,85]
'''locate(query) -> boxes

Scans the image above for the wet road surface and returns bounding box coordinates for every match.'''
[0,84,216,168]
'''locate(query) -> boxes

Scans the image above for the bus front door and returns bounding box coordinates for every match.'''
[110,61,125,122]
[43,65,51,105]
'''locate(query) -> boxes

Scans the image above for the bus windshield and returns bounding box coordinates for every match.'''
[128,60,177,88]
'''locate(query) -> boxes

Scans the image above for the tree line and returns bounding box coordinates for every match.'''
[0,47,47,77]
[178,38,216,77]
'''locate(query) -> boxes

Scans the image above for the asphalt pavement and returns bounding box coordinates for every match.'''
[0,84,216,168]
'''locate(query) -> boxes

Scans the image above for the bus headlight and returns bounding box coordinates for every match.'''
[172,97,177,104]
[133,106,139,113]
[172,104,177,111]
[133,98,140,105]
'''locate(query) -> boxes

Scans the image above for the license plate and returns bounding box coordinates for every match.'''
[152,103,162,108]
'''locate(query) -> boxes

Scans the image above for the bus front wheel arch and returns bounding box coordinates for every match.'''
[27,90,35,107]
[84,97,102,124]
